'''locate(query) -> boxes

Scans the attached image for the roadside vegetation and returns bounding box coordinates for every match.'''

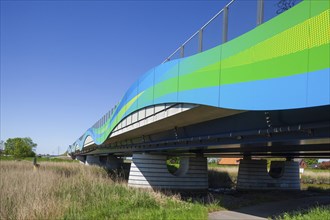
[1,137,37,159]
[301,169,330,185]
[208,165,238,188]
[0,155,78,163]
[1,158,329,219]
[276,205,330,220]
[0,161,208,220]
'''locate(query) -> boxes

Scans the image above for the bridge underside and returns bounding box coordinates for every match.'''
[77,105,330,158]
[70,0,329,191]
[73,105,329,191]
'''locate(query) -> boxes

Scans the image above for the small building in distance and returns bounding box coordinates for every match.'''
[295,159,308,169]
[218,158,241,165]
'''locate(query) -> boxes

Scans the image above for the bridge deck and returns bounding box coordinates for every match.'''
[69,0,330,157]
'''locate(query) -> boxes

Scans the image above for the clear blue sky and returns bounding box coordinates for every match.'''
[1,0,286,154]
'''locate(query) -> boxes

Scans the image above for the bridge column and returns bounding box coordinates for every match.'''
[237,159,300,190]
[128,153,208,190]
[75,155,86,164]
[99,155,124,169]
[85,155,102,166]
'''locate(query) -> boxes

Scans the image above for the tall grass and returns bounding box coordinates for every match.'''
[208,166,238,188]
[0,161,70,219]
[0,161,207,220]
[0,155,79,163]
[1,160,328,219]
[301,170,330,185]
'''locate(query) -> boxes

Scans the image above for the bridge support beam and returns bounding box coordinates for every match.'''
[237,159,300,190]
[128,153,208,190]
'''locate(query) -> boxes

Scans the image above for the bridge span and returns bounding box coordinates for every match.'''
[68,0,330,191]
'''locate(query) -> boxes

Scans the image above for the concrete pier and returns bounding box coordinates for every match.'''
[83,155,124,169]
[99,155,124,169]
[237,159,300,190]
[86,155,102,166]
[75,155,86,164]
[128,153,208,190]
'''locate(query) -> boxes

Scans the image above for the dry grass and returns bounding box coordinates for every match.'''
[0,161,108,219]
[208,166,238,188]
[1,160,328,219]
[301,169,330,184]
[0,161,207,220]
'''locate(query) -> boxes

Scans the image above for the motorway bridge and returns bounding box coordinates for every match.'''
[68,0,330,191]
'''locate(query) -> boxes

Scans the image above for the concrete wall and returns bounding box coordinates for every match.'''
[237,159,300,190]
[128,153,208,190]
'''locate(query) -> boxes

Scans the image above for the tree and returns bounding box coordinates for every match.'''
[304,158,318,167]
[4,137,37,159]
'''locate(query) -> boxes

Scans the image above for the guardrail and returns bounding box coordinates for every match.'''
[162,0,291,63]
[91,0,302,130]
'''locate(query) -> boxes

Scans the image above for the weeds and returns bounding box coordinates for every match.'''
[0,161,207,220]
[1,160,329,219]
[276,205,330,220]
[208,166,238,188]
[301,170,330,185]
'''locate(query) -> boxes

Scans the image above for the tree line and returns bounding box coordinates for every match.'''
[1,137,37,159]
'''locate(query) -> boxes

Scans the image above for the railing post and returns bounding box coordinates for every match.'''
[257,0,264,25]
[198,29,203,52]
[180,45,185,58]
[222,6,228,43]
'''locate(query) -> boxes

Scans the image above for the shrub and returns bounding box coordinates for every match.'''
[318,161,330,170]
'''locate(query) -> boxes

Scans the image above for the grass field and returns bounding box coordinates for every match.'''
[276,205,330,220]
[1,160,329,219]
[301,169,330,185]
[0,161,208,220]
[208,165,238,188]
[0,155,79,163]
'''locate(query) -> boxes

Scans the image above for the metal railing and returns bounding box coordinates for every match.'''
[69,0,305,153]
[162,0,268,63]
[93,0,303,130]
[94,0,267,130]
[92,102,119,129]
